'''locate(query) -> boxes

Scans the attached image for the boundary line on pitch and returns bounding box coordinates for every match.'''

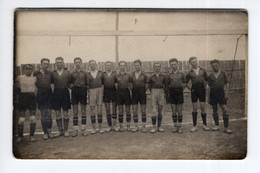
[21,117,247,136]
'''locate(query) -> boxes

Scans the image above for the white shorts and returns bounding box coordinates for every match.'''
[89,87,103,107]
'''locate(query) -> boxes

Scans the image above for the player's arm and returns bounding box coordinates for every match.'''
[186,73,191,90]
[115,74,118,90]
[144,73,149,91]
[148,76,152,92]
[224,71,230,101]
[224,82,230,101]
[182,72,187,90]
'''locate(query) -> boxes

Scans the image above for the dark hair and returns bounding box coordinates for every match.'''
[210,59,219,64]
[133,59,142,65]
[105,61,113,65]
[40,58,50,64]
[189,57,197,63]
[153,62,161,67]
[74,57,82,63]
[89,60,96,64]
[169,58,178,64]
[118,61,127,66]
[55,57,64,62]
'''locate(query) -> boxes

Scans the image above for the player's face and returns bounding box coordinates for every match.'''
[119,63,126,72]
[211,62,219,72]
[74,60,82,69]
[89,61,97,71]
[134,63,141,72]
[170,61,178,71]
[190,59,198,68]
[24,68,33,76]
[41,60,50,70]
[56,59,64,69]
[154,64,161,73]
[105,63,112,72]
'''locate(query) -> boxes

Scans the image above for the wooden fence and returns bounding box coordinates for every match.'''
[16,60,246,90]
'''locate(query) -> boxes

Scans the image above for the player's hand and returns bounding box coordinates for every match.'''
[224,93,229,102]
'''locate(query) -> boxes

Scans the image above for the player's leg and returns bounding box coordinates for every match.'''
[97,87,104,133]
[157,105,164,132]
[89,89,97,134]
[90,106,97,134]
[80,104,88,136]
[220,104,232,134]
[171,104,178,133]
[140,104,147,133]
[40,110,48,140]
[190,102,198,132]
[176,104,183,133]
[157,89,165,132]
[140,87,147,133]
[97,105,104,133]
[118,105,124,132]
[105,102,112,131]
[17,111,26,142]
[211,105,220,131]
[150,89,157,133]
[29,110,37,142]
[126,104,131,131]
[71,87,79,137]
[125,90,132,132]
[190,89,198,132]
[63,110,70,137]
[111,101,117,131]
[132,104,138,132]
[200,101,210,131]
[71,104,79,137]
[54,109,63,137]
[45,109,54,138]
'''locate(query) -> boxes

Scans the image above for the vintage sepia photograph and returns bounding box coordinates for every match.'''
[13,9,247,159]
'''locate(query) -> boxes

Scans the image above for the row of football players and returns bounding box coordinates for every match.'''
[15,56,231,142]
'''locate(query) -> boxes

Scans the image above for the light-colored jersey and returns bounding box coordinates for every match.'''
[16,75,37,93]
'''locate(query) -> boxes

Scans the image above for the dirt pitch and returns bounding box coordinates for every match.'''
[13,90,247,160]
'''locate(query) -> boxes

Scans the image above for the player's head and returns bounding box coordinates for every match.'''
[74,57,82,69]
[40,58,50,71]
[23,64,34,76]
[118,61,127,73]
[105,61,113,72]
[189,57,198,68]
[210,59,220,72]
[89,60,97,71]
[153,62,161,74]
[169,58,178,71]
[134,59,142,72]
[55,57,64,70]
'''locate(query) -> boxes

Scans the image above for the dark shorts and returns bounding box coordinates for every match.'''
[169,87,184,104]
[71,87,87,105]
[37,88,52,110]
[116,88,131,105]
[52,88,71,111]
[210,88,227,105]
[103,88,116,103]
[132,87,147,105]
[18,93,36,112]
[191,86,206,103]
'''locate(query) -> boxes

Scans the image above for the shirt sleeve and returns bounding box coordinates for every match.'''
[186,72,190,82]
[223,71,229,84]
[144,73,149,83]
[203,69,208,81]
[182,72,187,84]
